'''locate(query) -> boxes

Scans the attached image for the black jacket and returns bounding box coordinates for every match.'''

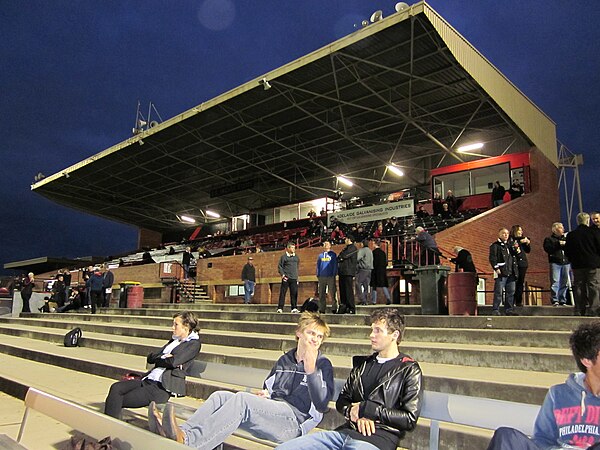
[338,244,358,276]
[511,236,531,268]
[489,239,518,277]
[336,352,423,443]
[451,249,476,273]
[565,225,600,270]
[146,334,201,397]
[543,234,569,265]
[241,263,256,282]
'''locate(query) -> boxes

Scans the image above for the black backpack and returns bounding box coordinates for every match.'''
[64,327,82,347]
[300,297,319,313]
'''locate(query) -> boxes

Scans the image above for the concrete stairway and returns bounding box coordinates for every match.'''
[0,304,588,449]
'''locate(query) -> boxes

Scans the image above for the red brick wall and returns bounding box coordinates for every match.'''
[435,148,559,304]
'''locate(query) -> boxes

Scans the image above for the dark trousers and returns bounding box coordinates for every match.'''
[486,427,541,450]
[572,267,600,316]
[90,290,103,314]
[339,275,355,312]
[317,276,337,313]
[104,378,171,419]
[514,265,528,306]
[21,292,31,313]
[277,279,298,309]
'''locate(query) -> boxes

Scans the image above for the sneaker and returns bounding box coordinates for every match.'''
[276,308,283,313]
[552,303,559,307]
[491,310,501,316]
[291,308,300,313]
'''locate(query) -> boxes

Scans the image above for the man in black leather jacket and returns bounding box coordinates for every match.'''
[276,308,423,450]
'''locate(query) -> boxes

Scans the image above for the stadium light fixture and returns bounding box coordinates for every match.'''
[395,2,410,12]
[206,210,221,218]
[457,142,484,153]
[336,176,353,188]
[387,165,404,177]
[259,78,272,90]
[180,215,196,224]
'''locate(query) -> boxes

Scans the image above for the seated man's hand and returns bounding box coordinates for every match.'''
[356,417,376,436]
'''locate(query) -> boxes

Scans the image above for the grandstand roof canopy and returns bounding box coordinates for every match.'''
[32,1,556,233]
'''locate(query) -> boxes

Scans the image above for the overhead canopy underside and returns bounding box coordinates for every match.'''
[32,2,556,232]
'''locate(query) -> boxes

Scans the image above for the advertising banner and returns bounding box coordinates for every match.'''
[328,199,414,225]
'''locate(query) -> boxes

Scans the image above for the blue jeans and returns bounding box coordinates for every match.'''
[371,287,390,304]
[493,275,516,312]
[276,431,379,450]
[244,280,255,303]
[181,391,301,449]
[550,263,570,304]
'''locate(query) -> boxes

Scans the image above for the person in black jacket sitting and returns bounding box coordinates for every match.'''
[104,311,201,419]
[276,308,423,450]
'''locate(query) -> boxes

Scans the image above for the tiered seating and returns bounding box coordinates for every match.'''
[0,302,581,449]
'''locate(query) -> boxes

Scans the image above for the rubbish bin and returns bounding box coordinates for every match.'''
[119,281,141,308]
[447,272,478,315]
[127,285,144,309]
[415,265,450,315]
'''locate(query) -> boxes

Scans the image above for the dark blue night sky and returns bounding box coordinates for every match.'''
[1,1,599,273]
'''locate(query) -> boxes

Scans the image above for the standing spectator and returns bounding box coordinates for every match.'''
[383,217,400,237]
[355,240,373,306]
[491,181,506,207]
[182,247,194,280]
[543,222,571,306]
[319,207,326,216]
[338,235,358,314]
[591,211,600,230]
[277,243,300,313]
[450,246,477,276]
[241,256,256,304]
[415,227,439,265]
[102,265,114,308]
[372,222,384,238]
[307,209,317,218]
[508,181,523,200]
[87,267,104,314]
[52,274,67,308]
[445,189,457,213]
[432,192,443,216]
[20,272,34,313]
[565,212,600,316]
[489,228,519,316]
[62,269,72,302]
[316,241,338,314]
[276,308,423,450]
[510,225,531,307]
[82,273,91,309]
[371,240,391,305]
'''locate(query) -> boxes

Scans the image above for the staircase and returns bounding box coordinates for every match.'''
[0,303,585,449]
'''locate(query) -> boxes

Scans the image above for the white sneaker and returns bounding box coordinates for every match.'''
[291,308,300,313]
[276,308,283,313]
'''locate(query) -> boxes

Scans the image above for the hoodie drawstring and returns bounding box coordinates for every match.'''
[581,389,586,417]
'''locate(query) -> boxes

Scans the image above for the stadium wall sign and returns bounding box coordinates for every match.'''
[328,199,414,225]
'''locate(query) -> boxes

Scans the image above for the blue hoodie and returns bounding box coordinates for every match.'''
[316,250,338,277]
[533,373,600,449]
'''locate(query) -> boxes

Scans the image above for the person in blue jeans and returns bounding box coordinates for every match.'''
[276,308,423,450]
[543,222,571,306]
[241,256,256,304]
[487,321,600,449]
[148,312,334,449]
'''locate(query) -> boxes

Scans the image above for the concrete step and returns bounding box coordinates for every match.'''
[6,314,573,348]
[0,325,565,405]
[84,307,589,330]
[0,317,575,374]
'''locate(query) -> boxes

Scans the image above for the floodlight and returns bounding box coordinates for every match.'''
[206,210,221,218]
[259,78,272,90]
[180,215,196,224]
[370,10,383,23]
[395,2,410,12]
[457,142,484,153]
[337,176,354,188]
[387,165,404,177]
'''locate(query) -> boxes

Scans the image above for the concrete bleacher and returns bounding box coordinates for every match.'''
[0,302,586,449]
